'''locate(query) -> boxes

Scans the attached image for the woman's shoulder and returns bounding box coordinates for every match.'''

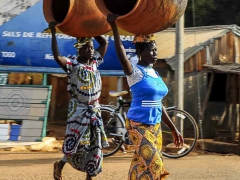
[126,64,144,87]
[66,55,79,65]
[92,50,103,67]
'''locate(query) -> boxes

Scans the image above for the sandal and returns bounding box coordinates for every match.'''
[53,161,63,180]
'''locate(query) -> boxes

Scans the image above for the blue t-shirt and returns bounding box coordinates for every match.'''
[127,65,168,125]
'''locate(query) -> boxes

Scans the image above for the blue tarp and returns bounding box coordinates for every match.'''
[0,0,136,74]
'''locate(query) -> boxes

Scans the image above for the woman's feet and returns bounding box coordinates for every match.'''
[53,161,63,180]
[53,161,94,180]
[86,173,95,180]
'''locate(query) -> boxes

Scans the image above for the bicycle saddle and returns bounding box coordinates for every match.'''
[109,90,128,97]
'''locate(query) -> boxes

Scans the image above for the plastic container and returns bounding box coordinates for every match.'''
[0,124,9,141]
[9,124,21,141]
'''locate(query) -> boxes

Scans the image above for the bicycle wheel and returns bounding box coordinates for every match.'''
[161,108,199,159]
[100,105,126,157]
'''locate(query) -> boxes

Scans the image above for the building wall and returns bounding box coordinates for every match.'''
[47,75,129,122]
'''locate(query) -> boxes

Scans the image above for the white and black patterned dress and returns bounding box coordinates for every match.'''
[62,51,109,176]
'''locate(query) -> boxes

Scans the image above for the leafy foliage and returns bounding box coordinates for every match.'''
[185,0,240,27]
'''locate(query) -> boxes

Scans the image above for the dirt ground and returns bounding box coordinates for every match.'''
[3,123,235,180]
[0,151,239,180]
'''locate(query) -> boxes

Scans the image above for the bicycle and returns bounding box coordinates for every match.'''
[101,90,199,159]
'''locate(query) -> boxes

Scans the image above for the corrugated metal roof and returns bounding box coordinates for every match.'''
[0,0,40,26]
[155,25,240,70]
[155,27,228,60]
[203,64,240,74]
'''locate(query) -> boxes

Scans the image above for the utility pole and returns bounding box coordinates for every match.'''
[175,15,185,110]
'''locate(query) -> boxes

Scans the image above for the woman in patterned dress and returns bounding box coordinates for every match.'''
[107,14,184,180]
[49,22,109,180]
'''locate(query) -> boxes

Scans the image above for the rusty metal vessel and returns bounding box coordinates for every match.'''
[43,0,111,37]
[95,0,188,35]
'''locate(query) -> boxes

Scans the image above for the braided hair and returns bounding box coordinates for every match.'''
[132,34,156,59]
[74,37,93,58]
[135,41,156,58]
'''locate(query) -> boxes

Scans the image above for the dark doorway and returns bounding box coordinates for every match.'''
[208,73,227,102]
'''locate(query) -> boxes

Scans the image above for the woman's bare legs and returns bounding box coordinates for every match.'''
[53,160,66,180]
[86,173,95,180]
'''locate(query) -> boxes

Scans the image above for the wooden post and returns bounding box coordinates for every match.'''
[239,73,240,155]
[49,75,58,121]
[201,72,215,120]
[231,75,237,143]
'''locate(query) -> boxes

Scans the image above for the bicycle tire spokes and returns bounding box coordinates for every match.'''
[162,109,199,159]
[101,106,126,157]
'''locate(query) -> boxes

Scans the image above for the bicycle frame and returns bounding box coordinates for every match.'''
[103,95,178,117]
[102,96,131,117]
[102,95,180,137]
[101,92,199,158]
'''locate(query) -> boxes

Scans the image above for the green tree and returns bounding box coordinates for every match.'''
[185,0,240,27]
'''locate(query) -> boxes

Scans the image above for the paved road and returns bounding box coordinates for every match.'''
[0,151,239,180]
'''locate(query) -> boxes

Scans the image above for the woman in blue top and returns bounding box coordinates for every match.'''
[107,14,184,180]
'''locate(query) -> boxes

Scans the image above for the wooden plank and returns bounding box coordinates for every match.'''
[228,32,234,63]
[208,44,213,65]
[231,75,237,143]
[222,34,228,57]
[197,51,202,71]
[234,35,240,63]
[31,73,43,85]
[201,72,215,120]
[201,49,207,70]
[238,74,240,155]
[48,75,58,121]
[220,74,232,131]
[8,73,32,85]
[184,61,187,72]
[184,59,190,73]
[189,57,194,72]
[212,40,218,65]
[238,38,240,63]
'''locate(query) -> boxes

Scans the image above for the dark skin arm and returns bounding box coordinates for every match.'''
[162,106,184,147]
[49,22,67,72]
[106,14,132,75]
[107,14,183,147]
[94,35,108,57]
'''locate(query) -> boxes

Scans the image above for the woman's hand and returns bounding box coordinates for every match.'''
[106,14,119,27]
[171,129,184,147]
[49,21,58,34]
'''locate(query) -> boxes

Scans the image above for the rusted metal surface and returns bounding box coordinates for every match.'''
[43,0,111,37]
[203,64,240,74]
[95,0,188,34]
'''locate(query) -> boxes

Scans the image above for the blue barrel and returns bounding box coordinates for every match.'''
[9,124,21,141]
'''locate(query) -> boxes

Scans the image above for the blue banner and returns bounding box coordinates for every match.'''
[0,0,136,71]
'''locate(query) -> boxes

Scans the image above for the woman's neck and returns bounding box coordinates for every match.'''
[77,56,89,65]
[137,61,153,68]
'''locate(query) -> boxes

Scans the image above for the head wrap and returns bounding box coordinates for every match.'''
[132,33,155,44]
[74,37,93,50]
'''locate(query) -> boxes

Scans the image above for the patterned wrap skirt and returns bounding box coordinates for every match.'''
[62,99,109,176]
[126,119,169,180]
